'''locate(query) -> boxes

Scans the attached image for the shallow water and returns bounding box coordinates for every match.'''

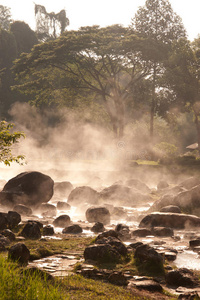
[175,250,200,270]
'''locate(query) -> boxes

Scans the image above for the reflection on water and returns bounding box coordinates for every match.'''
[175,250,200,270]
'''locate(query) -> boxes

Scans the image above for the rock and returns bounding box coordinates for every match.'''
[54,181,73,197]
[20,221,41,240]
[0,212,9,230]
[128,279,163,292]
[1,229,15,241]
[179,177,200,190]
[1,171,54,207]
[8,243,30,265]
[128,242,144,250]
[0,234,10,245]
[139,212,200,229]
[151,227,174,237]
[111,207,127,220]
[43,225,54,236]
[13,204,32,216]
[99,184,149,206]
[95,230,119,241]
[7,211,21,228]
[164,251,177,261]
[38,203,57,217]
[157,180,169,190]
[68,186,99,206]
[56,202,71,211]
[95,236,127,256]
[160,205,181,213]
[115,224,131,240]
[62,224,82,234]
[166,268,198,287]
[108,271,128,286]
[125,179,151,193]
[27,220,43,229]
[132,228,152,237]
[91,222,105,233]
[189,239,200,248]
[53,215,71,228]
[84,244,121,263]
[85,206,110,225]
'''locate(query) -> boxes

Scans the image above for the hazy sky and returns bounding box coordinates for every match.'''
[1,0,200,40]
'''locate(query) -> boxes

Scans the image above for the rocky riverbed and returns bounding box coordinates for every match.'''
[1,168,200,298]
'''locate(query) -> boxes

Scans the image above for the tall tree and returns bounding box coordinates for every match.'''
[35,4,69,41]
[12,25,151,137]
[131,0,186,138]
[0,5,12,30]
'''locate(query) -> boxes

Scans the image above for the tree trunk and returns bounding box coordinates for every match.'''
[194,112,200,153]
[150,63,157,139]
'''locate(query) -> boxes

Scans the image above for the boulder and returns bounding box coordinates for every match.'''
[96,236,127,256]
[151,227,174,237]
[139,212,200,229]
[62,224,82,234]
[20,221,41,240]
[43,225,54,236]
[68,186,99,206]
[85,206,110,225]
[99,184,149,206]
[84,244,121,263]
[7,211,21,228]
[91,222,105,233]
[53,215,71,228]
[8,243,30,265]
[115,224,131,240]
[166,268,198,287]
[160,205,181,213]
[157,180,169,190]
[128,279,163,292]
[132,228,152,237]
[38,203,57,217]
[125,179,151,193]
[1,171,54,207]
[1,229,15,241]
[54,181,73,197]
[95,230,119,241]
[56,202,71,211]
[0,212,9,230]
[13,204,32,216]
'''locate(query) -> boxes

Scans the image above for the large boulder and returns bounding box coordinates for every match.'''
[53,215,71,228]
[84,244,121,263]
[68,186,99,206]
[20,221,41,240]
[0,171,54,208]
[13,204,32,216]
[139,212,200,229]
[99,184,149,206]
[86,206,110,225]
[62,224,82,234]
[54,181,73,197]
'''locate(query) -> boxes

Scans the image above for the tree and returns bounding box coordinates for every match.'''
[0,121,25,165]
[10,21,38,56]
[0,5,12,30]
[131,0,186,138]
[35,4,69,41]
[12,25,151,137]
[164,37,200,150]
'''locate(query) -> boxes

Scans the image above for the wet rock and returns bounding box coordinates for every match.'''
[85,206,110,225]
[56,201,71,211]
[151,226,174,237]
[160,205,181,213]
[125,179,151,193]
[1,171,54,207]
[84,244,121,263]
[62,224,82,234]
[189,239,200,248]
[1,229,15,241]
[108,271,128,286]
[54,181,73,197]
[68,186,99,206]
[115,223,131,240]
[38,203,57,217]
[53,215,71,228]
[7,211,21,228]
[164,251,177,261]
[0,212,9,230]
[166,268,198,288]
[43,225,54,236]
[96,236,128,256]
[13,204,32,216]
[132,228,152,237]
[91,222,105,233]
[20,221,41,240]
[95,230,119,241]
[139,212,200,229]
[157,180,169,190]
[8,243,30,265]
[128,279,163,292]
[99,184,149,206]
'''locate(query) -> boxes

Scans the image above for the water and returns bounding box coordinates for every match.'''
[175,250,200,270]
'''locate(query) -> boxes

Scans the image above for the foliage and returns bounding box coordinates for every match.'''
[0,5,12,30]
[35,4,69,41]
[153,142,178,159]
[0,121,25,165]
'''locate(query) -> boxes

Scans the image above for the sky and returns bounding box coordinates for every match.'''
[0,0,200,41]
